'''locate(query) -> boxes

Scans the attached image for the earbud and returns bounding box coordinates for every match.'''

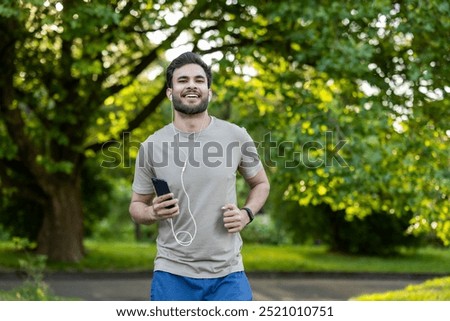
[208,93,212,103]
[169,94,173,101]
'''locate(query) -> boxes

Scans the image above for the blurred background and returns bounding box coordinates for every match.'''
[0,0,448,270]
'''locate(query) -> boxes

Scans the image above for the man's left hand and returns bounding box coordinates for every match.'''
[222,204,250,233]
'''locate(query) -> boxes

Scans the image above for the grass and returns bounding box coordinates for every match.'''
[352,276,450,300]
[242,244,450,274]
[1,240,449,301]
[0,240,449,274]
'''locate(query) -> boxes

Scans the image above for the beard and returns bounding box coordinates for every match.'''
[172,95,209,115]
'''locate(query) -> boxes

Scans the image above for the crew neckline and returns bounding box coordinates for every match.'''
[171,116,215,135]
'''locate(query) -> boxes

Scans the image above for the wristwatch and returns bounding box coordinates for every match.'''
[241,207,254,224]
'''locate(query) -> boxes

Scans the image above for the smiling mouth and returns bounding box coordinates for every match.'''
[182,90,201,99]
[184,94,200,99]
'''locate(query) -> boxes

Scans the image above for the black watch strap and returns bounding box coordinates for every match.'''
[241,207,254,224]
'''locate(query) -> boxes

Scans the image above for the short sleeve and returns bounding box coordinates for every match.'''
[132,142,156,195]
[238,128,263,179]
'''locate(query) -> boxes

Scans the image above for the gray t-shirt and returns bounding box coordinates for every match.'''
[132,117,262,278]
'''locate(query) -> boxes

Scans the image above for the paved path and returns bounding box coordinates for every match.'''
[0,272,435,301]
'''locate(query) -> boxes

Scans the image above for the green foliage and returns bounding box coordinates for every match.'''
[0,196,44,241]
[87,178,154,243]
[219,0,450,247]
[241,214,289,245]
[327,209,422,255]
[353,276,450,301]
[268,181,423,255]
[0,159,114,241]
[1,0,448,262]
[81,158,116,237]
[0,238,63,301]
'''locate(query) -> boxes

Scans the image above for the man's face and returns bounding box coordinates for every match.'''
[169,63,210,115]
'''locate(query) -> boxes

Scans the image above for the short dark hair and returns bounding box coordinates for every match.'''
[166,52,212,89]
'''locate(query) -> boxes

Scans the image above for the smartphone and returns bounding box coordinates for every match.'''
[151,177,175,209]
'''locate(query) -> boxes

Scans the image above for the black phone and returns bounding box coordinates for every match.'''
[151,177,175,208]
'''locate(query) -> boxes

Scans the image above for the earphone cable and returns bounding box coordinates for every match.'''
[168,101,209,246]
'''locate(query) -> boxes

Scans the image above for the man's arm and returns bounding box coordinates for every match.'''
[241,167,270,219]
[129,191,179,225]
[223,168,270,232]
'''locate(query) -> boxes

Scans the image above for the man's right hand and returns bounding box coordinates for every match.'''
[150,193,180,221]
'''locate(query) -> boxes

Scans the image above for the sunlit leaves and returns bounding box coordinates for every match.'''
[1,0,448,247]
[210,0,449,245]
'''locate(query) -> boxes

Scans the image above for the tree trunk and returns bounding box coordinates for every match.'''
[37,173,84,262]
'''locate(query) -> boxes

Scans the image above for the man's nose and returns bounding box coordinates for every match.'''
[186,79,197,88]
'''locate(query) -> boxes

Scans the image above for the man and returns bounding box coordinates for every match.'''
[129,52,270,301]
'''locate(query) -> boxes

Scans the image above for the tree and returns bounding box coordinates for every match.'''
[216,0,450,246]
[1,0,448,263]
[0,0,263,262]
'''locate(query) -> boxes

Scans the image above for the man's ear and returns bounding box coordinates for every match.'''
[166,88,172,101]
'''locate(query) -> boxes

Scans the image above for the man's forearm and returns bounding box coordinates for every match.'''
[243,180,270,215]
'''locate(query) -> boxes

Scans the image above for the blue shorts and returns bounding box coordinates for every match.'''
[150,271,253,301]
